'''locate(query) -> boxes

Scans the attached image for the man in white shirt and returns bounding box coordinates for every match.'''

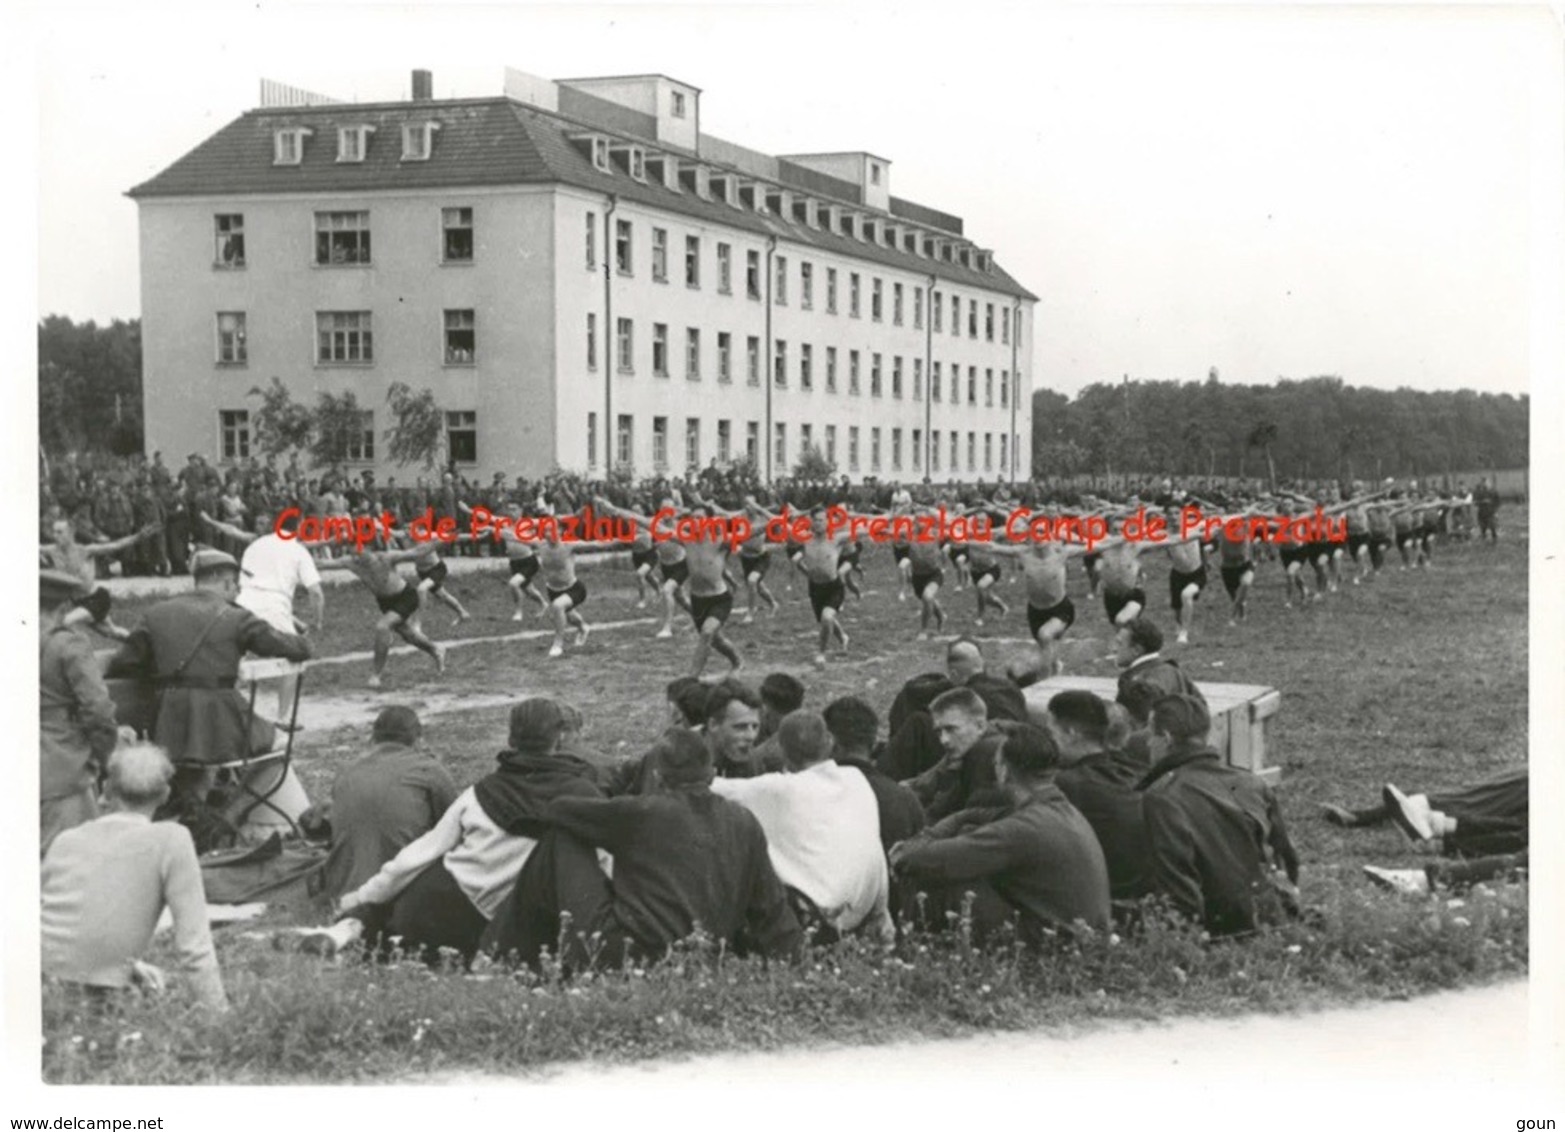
[712,710,892,943]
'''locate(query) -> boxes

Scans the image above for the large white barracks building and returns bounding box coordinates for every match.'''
[130,68,1037,483]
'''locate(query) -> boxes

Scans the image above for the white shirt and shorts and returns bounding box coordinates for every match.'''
[236,534,321,633]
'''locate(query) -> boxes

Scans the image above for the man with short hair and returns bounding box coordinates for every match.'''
[317,544,446,686]
[42,743,228,1011]
[904,687,1015,822]
[1139,694,1299,937]
[1113,618,1204,726]
[1047,690,1153,902]
[822,696,925,851]
[891,725,1111,944]
[40,569,120,856]
[713,712,892,943]
[704,680,768,778]
[40,515,162,642]
[319,706,459,899]
[749,672,806,770]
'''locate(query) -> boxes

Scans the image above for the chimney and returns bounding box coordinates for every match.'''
[411,70,433,101]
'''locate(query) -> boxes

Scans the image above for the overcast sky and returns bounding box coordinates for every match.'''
[28,3,1562,398]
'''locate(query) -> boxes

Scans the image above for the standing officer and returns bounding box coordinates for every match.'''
[40,569,120,856]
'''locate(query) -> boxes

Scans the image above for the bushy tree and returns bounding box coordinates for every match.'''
[309,391,368,468]
[384,383,446,470]
[792,442,836,482]
[248,377,313,461]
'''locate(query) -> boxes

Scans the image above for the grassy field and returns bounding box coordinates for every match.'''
[43,511,1529,1083]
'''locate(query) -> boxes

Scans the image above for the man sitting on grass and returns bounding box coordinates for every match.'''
[890,725,1111,946]
[318,706,458,901]
[483,728,802,971]
[42,743,228,1012]
[904,687,1021,823]
[822,696,926,851]
[1139,694,1300,937]
[878,639,1029,782]
[746,672,807,772]
[712,711,893,944]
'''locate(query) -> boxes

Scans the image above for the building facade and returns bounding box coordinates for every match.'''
[130,68,1037,484]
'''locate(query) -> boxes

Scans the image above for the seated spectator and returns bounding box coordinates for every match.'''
[485,729,802,970]
[712,711,892,944]
[600,678,712,796]
[1114,619,1205,725]
[748,672,807,770]
[315,699,603,965]
[1139,694,1299,937]
[822,696,926,851]
[42,743,228,1011]
[1047,690,1153,902]
[890,725,1111,945]
[1322,767,1527,859]
[318,706,458,900]
[879,639,1027,781]
[904,688,1022,822]
[704,680,768,778]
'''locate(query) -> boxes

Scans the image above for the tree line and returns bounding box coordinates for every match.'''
[1032,372,1528,485]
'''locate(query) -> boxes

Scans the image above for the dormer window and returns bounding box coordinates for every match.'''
[401,121,439,161]
[592,137,610,172]
[336,125,375,163]
[629,148,646,182]
[869,162,882,186]
[273,128,312,165]
[671,90,687,119]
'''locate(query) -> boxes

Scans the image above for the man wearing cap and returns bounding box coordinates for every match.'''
[40,568,121,855]
[104,549,312,773]
[1138,693,1300,937]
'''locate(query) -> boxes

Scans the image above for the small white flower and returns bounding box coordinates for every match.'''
[1453,916,1471,928]
[1286,944,1302,954]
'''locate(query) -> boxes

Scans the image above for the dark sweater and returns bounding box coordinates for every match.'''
[1055,751,1153,901]
[548,789,802,959]
[894,784,1111,940]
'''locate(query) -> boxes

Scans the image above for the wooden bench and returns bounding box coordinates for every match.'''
[1021,675,1282,784]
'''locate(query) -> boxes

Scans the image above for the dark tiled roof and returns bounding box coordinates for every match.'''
[128,97,1035,301]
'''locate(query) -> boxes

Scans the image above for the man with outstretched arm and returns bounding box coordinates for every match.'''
[318,546,446,687]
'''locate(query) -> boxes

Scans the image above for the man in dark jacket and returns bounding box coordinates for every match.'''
[488,729,802,970]
[1114,619,1205,725]
[1047,690,1153,902]
[879,638,1028,781]
[1139,694,1299,937]
[822,696,924,851]
[891,725,1110,945]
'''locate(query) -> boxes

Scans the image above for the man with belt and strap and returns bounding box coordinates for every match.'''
[40,568,121,856]
[104,549,312,785]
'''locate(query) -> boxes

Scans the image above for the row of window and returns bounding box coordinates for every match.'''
[211,209,475,270]
[584,412,1015,477]
[212,310,475,366]
[272,123,441,166]
[588,213,1019,344]
[218,408,477,464]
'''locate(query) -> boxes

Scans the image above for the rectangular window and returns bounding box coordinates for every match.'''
[797,343,812,391]
[984,433,993,472]
[447,411,478,464]
[584,211,596,270]
[746,421,759,462]
[969,302,978,339]
[336,125,373,163]
[314,211,370,266]
[653,323,669,377]
[616,219,633,275]
[933,291,943,333]
[443,207,474,263]
[214,214,245,268]
[686,328,700,380]
[801,262,814,309]
[871,278,883,322]
[893,282,904,326]
[216,312,247,364]
[672,90,687,118]
[871,353,882,398]
[849,350,861,396]
[685,235,700,288]
[587,313,597,370]
[401,122,436,161]
[1000,370,1008,407]
[219,410,250,459]
[653,416,669,470]
[826,346,838,393]
[617,318,634,373]
[913,428,922,471]
[849,426,860,472]
[986,303,996,342]
[617,414,634,466]
[774,423,787,470]
[951,295,960,337]
[630,149,647,182]
[968,366,977,405]
[652,228,668,282]
[747,336,761,385]
[825,424,837,467]
[718,332,732,383]
[1002,308,1010,345]
[685,417,701,470]
[747,250,761,299]
[773,339,787,388]
[892,427,903,471]
[892,356,904,400]
[914,287,923,329]
[871,427,882,472]
[345,410,375,462]
[999,434,1008,474]
[914,358,924,401]
[932,429,941,473]
[718,243,733,293]
[801,423,813,454]
[1014,309,1023,346]
[316,311,373,364]
[850,273,861,318]
[718,419,732,462]
[951,432,959,471]
[967,431,976,472]
[933,361,942,403]
[826,267,838,314]
[775,256,788,305]
[587,412,598,468]
[444,309,475,365]
[985,368,994,407]
[273,129,307,165]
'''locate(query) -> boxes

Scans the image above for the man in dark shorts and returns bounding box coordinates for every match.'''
[986,530,1086,676]
[1217,524,1257,624]
[410,535,472,625]
[594,495,689,639]
[796,509,855,669]
[320,546,447,688]
[905,528,948,641]
[1473,477,1500,543]
[683,505,742,676]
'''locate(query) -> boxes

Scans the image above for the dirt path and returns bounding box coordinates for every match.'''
[421,979,1528,1086]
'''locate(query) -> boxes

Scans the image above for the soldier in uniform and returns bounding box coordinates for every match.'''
[40,569,121,856]
[104,550,312,839]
